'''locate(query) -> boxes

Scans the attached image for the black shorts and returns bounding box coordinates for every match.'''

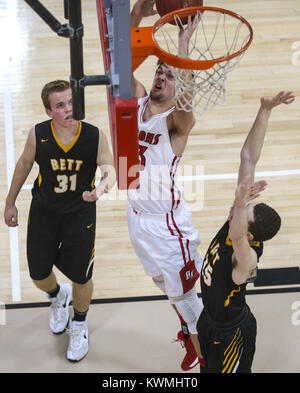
[27,199,96,284]
[197,305,257,373]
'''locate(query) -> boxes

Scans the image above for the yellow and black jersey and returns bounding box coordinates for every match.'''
[200,221,263,323]
[32,119,99,214]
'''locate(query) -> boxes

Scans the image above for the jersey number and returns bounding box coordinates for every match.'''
[202,242,220,287]
[202,258,213,286]
[55,174,77,193]
[138,145,148,169]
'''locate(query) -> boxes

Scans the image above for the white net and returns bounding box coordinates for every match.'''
[153,9,252,114]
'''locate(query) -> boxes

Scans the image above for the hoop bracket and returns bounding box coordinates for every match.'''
[131,27,156,71]
[24,0,113,120]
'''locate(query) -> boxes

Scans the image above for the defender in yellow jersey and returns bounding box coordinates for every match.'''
[197,91,295,373]
[4,80,115,362]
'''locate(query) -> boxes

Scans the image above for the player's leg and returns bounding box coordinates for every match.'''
[152,274,202,370]
[169,287,204,368]
[32,272,72,334]
[153,273,200,368]
[196,311,210,373]
[27,200,72,334]
[213,313,256,373]
[131,204,204,370]
[235,313,257,373]
[32,270,57,293]
[72,278,94,321]
[64,279,93,362]
[128,204,204,369]
[207,326,247,373]
[165,206,204,370]
[58,205,96,361]
[197,307,257,373]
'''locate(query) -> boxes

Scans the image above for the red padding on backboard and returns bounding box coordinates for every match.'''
[96,0,139,189]
[110,94,140,190]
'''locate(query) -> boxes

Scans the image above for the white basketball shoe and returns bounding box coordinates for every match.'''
[66,319,89,362]
[47,283,72,334]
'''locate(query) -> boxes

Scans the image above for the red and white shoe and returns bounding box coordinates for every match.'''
[177,330,200,371]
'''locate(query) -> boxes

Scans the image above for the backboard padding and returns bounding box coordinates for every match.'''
[96,0,139,189]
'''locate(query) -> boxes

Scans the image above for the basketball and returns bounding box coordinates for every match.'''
[155,0,203,25]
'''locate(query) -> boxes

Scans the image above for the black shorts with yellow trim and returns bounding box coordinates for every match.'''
[27,199,96,284]
[197,305,257,373]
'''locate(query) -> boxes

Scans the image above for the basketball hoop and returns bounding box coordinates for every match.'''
[131,6,253,114]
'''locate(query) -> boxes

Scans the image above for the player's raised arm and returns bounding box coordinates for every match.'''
[130,0,157,98]
[229,175,267,284]
[170,14,201,136]
[237,91,295,186]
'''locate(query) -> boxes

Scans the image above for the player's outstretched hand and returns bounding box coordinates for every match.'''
[178,13,201,56]
[132,0,157,18]
[235,174,267,208]
[261,91,295,110]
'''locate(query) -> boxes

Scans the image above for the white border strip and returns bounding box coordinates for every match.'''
[4,72,21,302]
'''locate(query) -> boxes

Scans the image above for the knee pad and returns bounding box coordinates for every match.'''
[169,287,203,334]
[152,275,166,294]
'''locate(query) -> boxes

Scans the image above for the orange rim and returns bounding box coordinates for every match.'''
[151,6,253,70]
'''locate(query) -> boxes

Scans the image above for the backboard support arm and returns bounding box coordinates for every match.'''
[24,0,110,120]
